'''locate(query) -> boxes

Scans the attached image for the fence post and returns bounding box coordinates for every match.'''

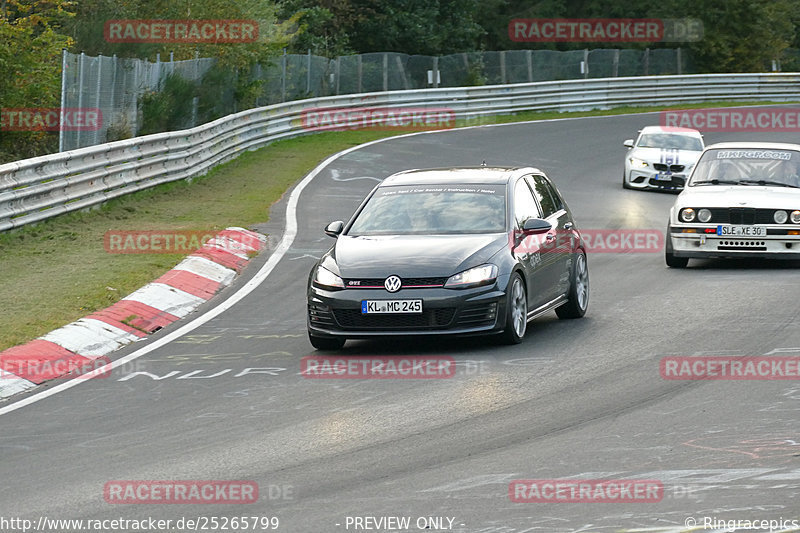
[95,54,103,146]
[395,56,410,89]
[109,54,117,133]
[59,49,67,152]
[500,51,507,84]
[357,55,363,93]
[193,51,200,126]
[526,50,533,82]
[307,48,312,95]
[677,47,682,75]
[76,51,85,149]
[335,56,341,95]
[383,53,388,91]
[644,48,649,75]
[281,48,287,102]
[613,49,619,77]
[582,49,589,79]
[433,56,439,88]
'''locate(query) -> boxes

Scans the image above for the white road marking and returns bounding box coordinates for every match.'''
[330,168,381,182]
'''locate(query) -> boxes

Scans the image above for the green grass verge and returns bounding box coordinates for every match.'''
[0,100,794,352]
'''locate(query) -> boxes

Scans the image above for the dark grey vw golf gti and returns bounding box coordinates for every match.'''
[307,167,589,350]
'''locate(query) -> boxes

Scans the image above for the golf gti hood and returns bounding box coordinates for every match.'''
[328,234,509,278]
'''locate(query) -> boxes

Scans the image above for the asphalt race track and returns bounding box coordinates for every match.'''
[1,111,798,533]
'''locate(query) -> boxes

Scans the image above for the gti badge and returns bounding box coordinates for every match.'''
[384,275,402,293]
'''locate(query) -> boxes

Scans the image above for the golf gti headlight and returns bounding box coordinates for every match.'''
[792,210,800,224]
[629,157,649,168]
[680,208,696,222]
[698,208,712,223]
[774,210,788,224]
[445,264,498,289]
[314,265,344,289]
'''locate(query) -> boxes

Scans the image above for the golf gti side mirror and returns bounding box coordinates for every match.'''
[623,139,634,148]
[522,218,552,235]
[324,220,345,238]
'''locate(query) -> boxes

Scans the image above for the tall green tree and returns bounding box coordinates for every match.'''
[279,0,484,56]
[0,0,75,162]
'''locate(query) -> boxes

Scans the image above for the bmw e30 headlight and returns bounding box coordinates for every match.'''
[792,210,800,224]
[445,264,498,289]
[680,208,696,223]
[774,210,789,224]
[314,265,344,289]
[697,208,712,223]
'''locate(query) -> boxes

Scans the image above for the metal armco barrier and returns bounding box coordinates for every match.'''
[2,73,800,231]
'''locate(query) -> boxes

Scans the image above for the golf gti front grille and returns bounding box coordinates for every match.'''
[308,303,336,328]
[333,308,456,330]
[344,277,448,289]
[454,303,498,328]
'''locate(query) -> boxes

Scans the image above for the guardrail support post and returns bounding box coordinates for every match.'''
[677,47,682,75]
[613,49,619,77]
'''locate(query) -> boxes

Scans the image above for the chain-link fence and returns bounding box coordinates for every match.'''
[60,52,215,152]
[61,47,691,150]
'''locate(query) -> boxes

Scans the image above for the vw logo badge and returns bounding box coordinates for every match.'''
[384,275,402,293]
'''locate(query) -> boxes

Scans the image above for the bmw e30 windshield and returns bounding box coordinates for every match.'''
[690,148,800,188]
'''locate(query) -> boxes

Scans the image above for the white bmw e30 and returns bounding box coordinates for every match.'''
[666,142,800,268]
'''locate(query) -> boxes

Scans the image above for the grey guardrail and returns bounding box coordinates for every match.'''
[2,73,800,232]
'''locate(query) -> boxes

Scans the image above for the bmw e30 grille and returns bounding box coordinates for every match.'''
[333,308,456,329]
[705,208,775,225]
[344,277,448,289]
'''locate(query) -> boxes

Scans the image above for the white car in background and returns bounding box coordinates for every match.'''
[666,142,800,268]
[623,125,704,191]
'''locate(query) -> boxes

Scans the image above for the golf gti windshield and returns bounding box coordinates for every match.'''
[347,185,507,235]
